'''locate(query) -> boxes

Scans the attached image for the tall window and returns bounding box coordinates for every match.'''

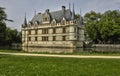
[28,30,31,35]
[43,17,48,21]
[74,27,76,32]
[77,28,79,34]
[63,27,66,33]
[42,29,48,34]
[53,36,56,41]
[62,36,66,41]
[35,37,37,41]
[42,36,48,41]
[35,30,37,34]
[28,37,31,41]
[78,36,79,40]
[53,28,56,34]
[46,36,48,41]
[42,37,44,41]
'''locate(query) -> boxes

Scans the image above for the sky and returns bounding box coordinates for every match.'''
[0,0,120,31]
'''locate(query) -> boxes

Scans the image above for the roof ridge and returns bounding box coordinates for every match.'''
[50,9,70,14]
[31,9,72,23]
[36,9,71,15]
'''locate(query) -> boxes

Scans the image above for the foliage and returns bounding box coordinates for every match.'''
[0,7,7,45]
[0,7,7,21]
[0,7,21,46]
[75,14,80,19]
[0,22,7,45]
[84,10,120,44]
[5,28,21,46]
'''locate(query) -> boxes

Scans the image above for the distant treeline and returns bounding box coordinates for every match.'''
[83,10,120,44]
[0,7,21,46]
[1,6,120,46]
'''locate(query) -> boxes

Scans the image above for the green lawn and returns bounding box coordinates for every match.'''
[1,49,120,56]
[0,55,120,76]
[0,49,23,53]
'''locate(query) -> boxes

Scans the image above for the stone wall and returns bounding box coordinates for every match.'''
[22,20,84,49]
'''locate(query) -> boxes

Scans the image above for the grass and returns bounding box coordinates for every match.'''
[0,55,120,76]
[1,49,120,56]
[0,49,23,53]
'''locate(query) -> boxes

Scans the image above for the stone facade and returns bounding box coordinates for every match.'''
[22,5,84,52]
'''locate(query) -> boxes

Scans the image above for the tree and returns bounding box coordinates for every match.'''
[0,6,21,46]
[99,10,120,43]
[84,11,102,43]
[0,7,7,45]
[5,28,21,46]
[75,14,80,19]
[84,10,120,44]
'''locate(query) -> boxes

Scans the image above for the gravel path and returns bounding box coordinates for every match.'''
[0,52,120,59]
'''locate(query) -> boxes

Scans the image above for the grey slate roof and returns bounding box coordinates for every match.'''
[31,9,73,23]
[31,13,42,23]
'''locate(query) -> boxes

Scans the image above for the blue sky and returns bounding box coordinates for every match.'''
[0,0,120,31]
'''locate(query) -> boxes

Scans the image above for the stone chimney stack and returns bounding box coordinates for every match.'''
[62,6,66,12]
[45,9,50,13]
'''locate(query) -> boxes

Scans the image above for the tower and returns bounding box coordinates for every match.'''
[69,3,77,41]
[71,3,75,20]
[79,9,83,26]
[24,13,27,27]
[69,2,71,10]
[22,13,28,48]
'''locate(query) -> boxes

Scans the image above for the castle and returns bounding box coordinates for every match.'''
[22,5,84,52]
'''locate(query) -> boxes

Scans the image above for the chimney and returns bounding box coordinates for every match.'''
[62,6,66,12]
[45,9,50,13]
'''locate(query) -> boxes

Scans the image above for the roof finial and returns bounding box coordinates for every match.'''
[34,11,36,16]
[73,3,75,14]
[71,3,75,20]
[80,9,83,26]
[69,2,71,10]
[80,9,82,19]
[24,12,27,26]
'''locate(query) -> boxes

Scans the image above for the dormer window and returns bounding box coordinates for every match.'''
[42,13,51,24]
[35,21,37,24]
[29,22,33,25]
[28,23,31,26]
[51,19,56,26]
[28,22,32,27]
[42,9,51,23]
[34,21,39,26]
[61,17,66,25]
[43,17,49,21]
